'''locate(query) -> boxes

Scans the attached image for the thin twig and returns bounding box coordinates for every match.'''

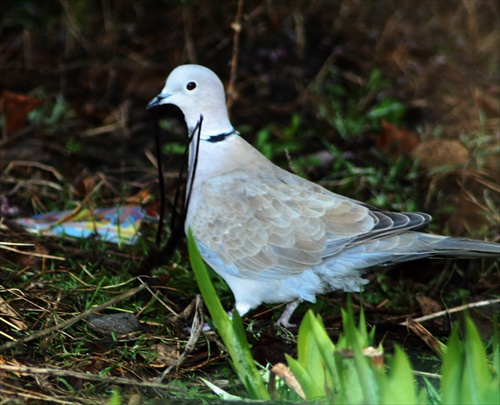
[4,160,65,181]
[42,177,106,232]
[460,183,500,221]
[399,297,500,324]
[183,5,197,63]
[412,370,441,380]
[226,0,244,112]
[0,244,65,261]
[0,385,76,404]
[0,283,147,351]
[0,364,183,391]
[156,295,205,382]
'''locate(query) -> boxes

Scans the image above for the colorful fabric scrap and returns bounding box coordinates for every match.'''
[14,206,156,244]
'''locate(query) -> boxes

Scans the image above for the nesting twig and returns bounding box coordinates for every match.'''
[226,0,245,112]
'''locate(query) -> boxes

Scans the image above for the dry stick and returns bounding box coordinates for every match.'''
[183,5,197,63]
[466,168,500,193]
[0,384,76,405]
[226,0,244,112]
[156,295,205,382]
[4,160,65,181]
[58,0,92,52]
[0,244,65,261]
[0,282,147,351]
[460,183,500,221]
[412,370,441,380]
[0,364,183,392]
[400,297,500,325]
[42,177,107,232]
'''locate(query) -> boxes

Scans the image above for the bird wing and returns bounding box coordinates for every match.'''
[189,165,431,280]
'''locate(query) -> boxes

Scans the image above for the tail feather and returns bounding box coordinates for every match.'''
[331,232,499,270]
[419,233,500,258]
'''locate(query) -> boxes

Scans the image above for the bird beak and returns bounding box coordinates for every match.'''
[146,93,172,110]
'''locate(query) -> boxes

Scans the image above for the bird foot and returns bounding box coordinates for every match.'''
[276,300,301,328]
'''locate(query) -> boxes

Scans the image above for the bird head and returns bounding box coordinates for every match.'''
[147,64,234,139]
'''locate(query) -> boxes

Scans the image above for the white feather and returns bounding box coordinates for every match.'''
[147,64,500,326]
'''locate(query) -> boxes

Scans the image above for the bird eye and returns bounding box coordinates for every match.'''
[186,81,197,91]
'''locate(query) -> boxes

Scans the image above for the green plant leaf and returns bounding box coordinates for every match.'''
[308,312,338,389]
[200,377,246,401]
[493,316,499,387]
[380,346,419,404]
[342,307,378,404]
[106,390,121,405]
[285,354,324,400]
[187,229,270,400]
[296,311,327,386]
[441,325,464,404]
[296,311,337,399]
[463,316,489,402]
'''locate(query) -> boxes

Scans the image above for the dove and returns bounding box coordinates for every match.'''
[147,64,500,327]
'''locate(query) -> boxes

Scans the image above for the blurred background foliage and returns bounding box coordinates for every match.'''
[1,0,498,235]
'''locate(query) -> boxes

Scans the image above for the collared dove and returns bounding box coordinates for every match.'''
[147,64,500,327]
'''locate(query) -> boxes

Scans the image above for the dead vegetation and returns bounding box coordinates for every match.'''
[0,0,499,403]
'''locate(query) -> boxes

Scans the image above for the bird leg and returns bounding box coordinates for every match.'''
[277,299,301,328]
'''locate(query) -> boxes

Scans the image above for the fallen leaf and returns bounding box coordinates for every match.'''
[0,90,43,137]
[416,295,442,316]
[406,318,446,358]
[375,120,419,155]
[145,343,181,368]
[271,363,305,399]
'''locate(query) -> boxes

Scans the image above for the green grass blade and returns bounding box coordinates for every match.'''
[187,229,270,400]
[493,315,499,386]
[380,346,420,404]
[296,311,328,389]
[342,307,379,404]
[285,354,324,400]
[441,325,464,404]
[463,316,489,403]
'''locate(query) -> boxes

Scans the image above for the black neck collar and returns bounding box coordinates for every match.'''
[205,129,237,143]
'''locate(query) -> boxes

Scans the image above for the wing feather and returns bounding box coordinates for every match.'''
[189,165,431,280]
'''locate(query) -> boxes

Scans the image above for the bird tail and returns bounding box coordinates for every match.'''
[331,232,499,271]
[420,233,500,259]
[317,233,498,293]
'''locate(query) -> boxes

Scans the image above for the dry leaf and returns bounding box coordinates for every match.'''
[271,363,305,399]
[375,120,419,155]
[146,343,181,368]
[406,317,446,357]
[0,90,43,137]
[416,295,442,316]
